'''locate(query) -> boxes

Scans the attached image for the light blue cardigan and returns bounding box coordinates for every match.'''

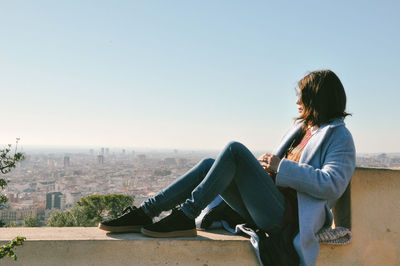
[274,119,356,266]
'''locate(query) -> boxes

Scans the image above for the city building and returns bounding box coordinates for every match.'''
[64,156,70,167]
[46,192,63,210]
[97,155,104,164]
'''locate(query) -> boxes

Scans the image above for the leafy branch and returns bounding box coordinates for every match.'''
[0,139,25,175]
[0,237,26,261]
[0,139,25,208]
[0,139,26,261]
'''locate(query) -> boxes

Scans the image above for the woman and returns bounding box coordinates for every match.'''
[99,69,356,266]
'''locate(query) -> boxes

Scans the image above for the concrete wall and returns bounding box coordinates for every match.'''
[317,168,400,266]
[1,168,399,265]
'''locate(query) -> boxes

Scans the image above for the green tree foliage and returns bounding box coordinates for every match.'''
[46,211,76,227]
[7,222,18,227]
[47,194,134,227]
[23,216,39,227]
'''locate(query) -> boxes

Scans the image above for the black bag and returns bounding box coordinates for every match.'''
[200,199,246,229]
[256,222,299,266]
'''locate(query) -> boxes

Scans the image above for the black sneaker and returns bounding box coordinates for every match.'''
[141,208,197,238]
[98,206,152,233]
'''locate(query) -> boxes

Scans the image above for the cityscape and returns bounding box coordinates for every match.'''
[1,148,400,226]
[0,148,217,226]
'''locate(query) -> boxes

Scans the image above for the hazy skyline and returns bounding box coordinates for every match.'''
[1,1,400,153]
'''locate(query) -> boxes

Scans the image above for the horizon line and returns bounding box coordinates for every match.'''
[2,144,398,155]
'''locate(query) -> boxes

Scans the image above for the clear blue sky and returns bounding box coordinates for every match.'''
[1,0,399,153]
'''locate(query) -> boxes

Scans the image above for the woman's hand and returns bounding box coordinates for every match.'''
[258,153,281,175]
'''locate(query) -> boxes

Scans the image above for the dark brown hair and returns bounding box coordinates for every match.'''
[297,69,350,127]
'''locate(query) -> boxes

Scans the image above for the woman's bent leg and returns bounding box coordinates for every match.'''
[181,141,286,232]
[218,182,254,224]
[221,169,286,232]
[141,158,214,218]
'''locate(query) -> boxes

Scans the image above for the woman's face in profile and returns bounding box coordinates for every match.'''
[296,94,304,115]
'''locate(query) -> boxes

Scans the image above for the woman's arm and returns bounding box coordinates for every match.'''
[275,128,356,200]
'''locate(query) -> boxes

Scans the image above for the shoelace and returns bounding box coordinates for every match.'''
[120,206,135,216]
[171,206,180,213]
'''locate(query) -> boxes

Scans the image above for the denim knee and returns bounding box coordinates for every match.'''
[226,141,246,152]
[200,157,215,169]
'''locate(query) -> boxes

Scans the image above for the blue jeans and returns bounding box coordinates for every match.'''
[141,141,286,232]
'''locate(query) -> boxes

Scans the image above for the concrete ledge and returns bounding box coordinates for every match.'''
[0,227,259,266]
[1,168,399,265]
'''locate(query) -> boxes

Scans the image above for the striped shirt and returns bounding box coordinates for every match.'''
[286,128,313,162]
[280,127,314,226]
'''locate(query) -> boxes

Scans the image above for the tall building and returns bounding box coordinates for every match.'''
[46,192,63,209]
[64,156,70,167]
[105,148,110,156]
[97,155,104,164]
